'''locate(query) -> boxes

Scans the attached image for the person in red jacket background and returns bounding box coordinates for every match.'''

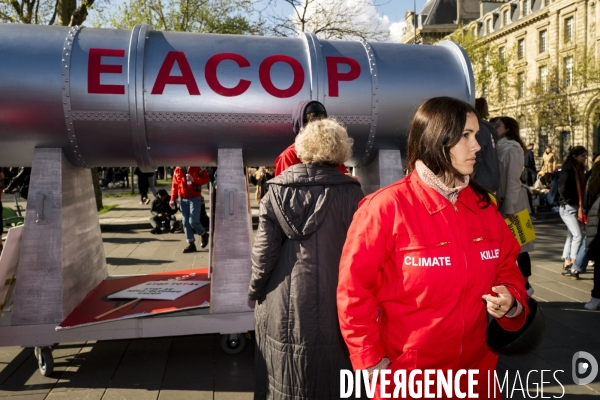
[337,97,529,398]
[275,100,348,176]
[170,166,209,253]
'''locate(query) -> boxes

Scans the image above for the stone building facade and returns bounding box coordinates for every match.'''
[402,0,600,164]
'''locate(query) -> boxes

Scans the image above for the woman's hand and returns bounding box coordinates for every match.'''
[577,207,584,222]
[482,286,515,318]
[506,214,516,222]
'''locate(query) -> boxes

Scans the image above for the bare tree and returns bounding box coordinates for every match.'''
[265,0,390,41]
[0,0,102,25]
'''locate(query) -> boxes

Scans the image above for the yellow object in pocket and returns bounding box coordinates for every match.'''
[505,209,537,246]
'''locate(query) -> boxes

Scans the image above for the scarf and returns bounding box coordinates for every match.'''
[574,163,586,209]
[415,160,469,205]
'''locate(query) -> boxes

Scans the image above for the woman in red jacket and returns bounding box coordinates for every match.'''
[337,97,529,398]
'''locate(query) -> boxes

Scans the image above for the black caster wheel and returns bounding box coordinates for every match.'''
[220,333,246,354]
[34,346,54,377]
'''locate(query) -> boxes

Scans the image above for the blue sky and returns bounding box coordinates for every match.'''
[267,0,430,41]
[94,0,430,41]
[375,0,428,26]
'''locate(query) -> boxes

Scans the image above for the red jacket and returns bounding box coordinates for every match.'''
[274,143,348,176]
[170,167,209,201]
[337,172,528,398]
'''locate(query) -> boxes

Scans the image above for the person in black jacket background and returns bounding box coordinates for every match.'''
[524,143,537,186]
[558,146,588,279]
[473,98,500,192]
[150,189,176,234]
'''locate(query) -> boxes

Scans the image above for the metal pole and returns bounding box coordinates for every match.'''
[414,0,417,44]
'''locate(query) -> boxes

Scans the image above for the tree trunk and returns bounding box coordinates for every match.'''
[57,0,76,26]
[91,168,103,211]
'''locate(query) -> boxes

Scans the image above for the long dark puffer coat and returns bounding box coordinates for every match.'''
[248,163,364,400]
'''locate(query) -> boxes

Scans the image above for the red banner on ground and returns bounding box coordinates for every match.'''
[58,268,210,330]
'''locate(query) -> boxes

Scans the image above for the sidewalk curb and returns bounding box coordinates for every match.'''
[100,223,150,232]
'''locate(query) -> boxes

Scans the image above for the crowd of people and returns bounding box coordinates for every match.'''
[246,97,600,399]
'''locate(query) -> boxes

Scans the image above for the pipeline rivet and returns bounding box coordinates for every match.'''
[63,101,67,104]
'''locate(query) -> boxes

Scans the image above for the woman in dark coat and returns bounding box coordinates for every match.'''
[248,118,364,400]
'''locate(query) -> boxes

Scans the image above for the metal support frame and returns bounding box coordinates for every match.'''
[210,149,253,314]
[354,149,405,196]
[11,148,107,326]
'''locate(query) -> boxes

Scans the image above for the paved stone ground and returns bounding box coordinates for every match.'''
[1,185,599,399]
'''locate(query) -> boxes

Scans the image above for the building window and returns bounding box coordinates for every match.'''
[564,56,573,87]
[565,17,574,43]
[517,72,525,98]
[518,39,525,59]
[539,65,548,92]
[503,10,510,26]
[538,134,548,157]
[499,46,505,63]
[499,79,506,102]
[539,30,547,53]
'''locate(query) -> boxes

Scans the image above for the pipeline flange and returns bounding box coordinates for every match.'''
[61,25,88,168]
[359,39,379,167]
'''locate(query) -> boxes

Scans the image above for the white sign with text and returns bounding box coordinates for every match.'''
[108,280,210,300]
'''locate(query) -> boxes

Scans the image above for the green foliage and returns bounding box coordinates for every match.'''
[443,25,512,109]
[95,0,261,34]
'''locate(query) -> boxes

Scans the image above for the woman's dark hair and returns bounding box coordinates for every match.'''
[475,98,489,120]
[492,116,527,153]
[563,145,588,167]
[407,96,492,207]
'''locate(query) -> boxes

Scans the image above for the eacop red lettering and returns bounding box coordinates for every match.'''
[87,49,361,98]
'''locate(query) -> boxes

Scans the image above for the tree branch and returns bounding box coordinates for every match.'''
[69,0,95,26]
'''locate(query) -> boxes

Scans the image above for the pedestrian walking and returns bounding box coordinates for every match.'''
[134,167,153,204]
[559,146,589,279]
[337,97,528,399]
[253,166,272,204]
[170,166,209,253]
[524,143,537,186]
[541,146,556,185]
[249,118,363,400]
[472,97,500,192]
[493,116,535,295]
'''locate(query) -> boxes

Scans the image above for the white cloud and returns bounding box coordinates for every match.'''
[389,21,406,42]
[288,0,406,42]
